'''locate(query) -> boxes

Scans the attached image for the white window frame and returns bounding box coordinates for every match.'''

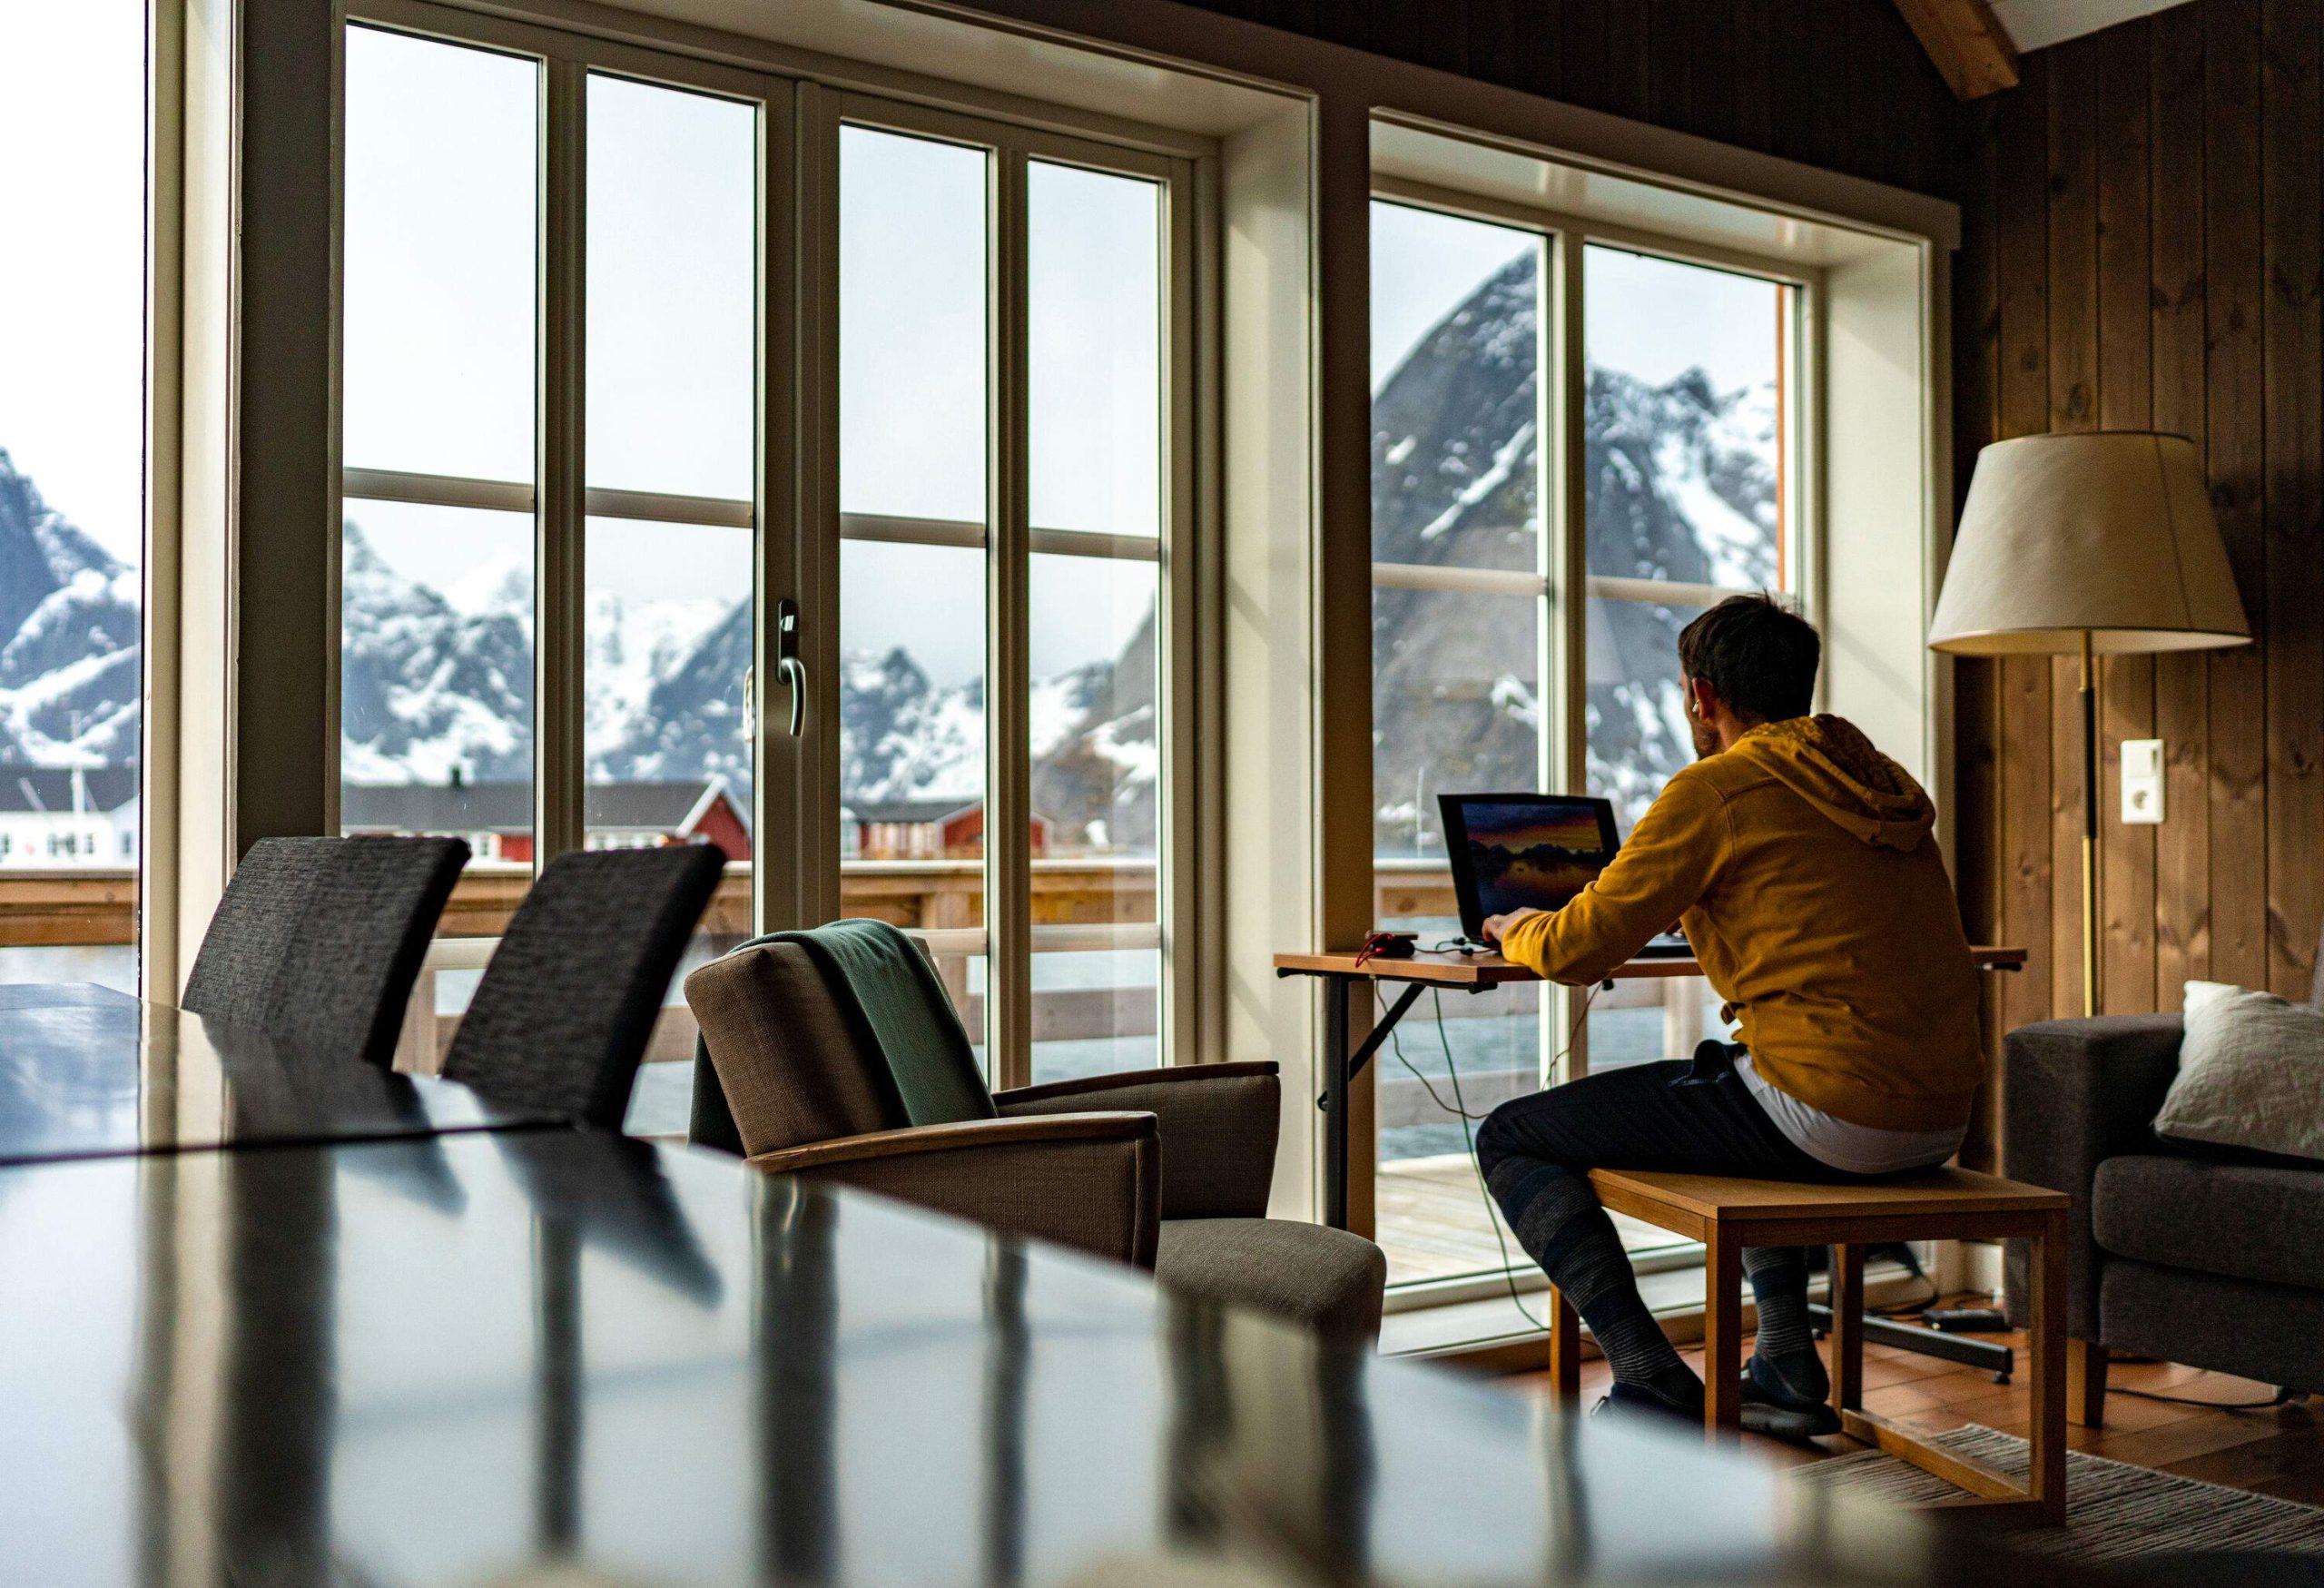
[337,4,1210,1090]
[804,92,1200,1090]
[1366,178,1821,1301]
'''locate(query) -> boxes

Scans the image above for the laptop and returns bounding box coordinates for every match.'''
[1437,792,1692,958]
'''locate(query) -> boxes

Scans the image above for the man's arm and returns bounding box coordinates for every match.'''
[1494,774,1727,984]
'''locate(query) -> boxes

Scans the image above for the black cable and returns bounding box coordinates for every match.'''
[1375,980,1601,1337]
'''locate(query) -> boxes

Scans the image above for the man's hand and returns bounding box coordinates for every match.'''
[1480,908,1543,947]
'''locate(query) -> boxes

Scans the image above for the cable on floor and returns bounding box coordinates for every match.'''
[1376,979,1600,1337]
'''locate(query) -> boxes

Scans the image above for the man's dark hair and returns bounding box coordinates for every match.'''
[1676,595,1819,723]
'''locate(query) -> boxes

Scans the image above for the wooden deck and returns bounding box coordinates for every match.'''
[1378,1151,1683,1286]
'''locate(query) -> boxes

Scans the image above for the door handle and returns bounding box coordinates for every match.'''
[775,597,806,739]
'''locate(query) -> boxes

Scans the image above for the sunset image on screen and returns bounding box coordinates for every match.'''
[1463,802,1610,916]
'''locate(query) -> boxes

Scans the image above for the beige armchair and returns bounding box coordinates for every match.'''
[686,938,1385,1342]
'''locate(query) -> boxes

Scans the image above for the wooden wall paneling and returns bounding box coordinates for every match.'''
[2093,15,2158,1016]
[2047,35,2100,1016]
[1730,0,1774,153]
[1764,0,1822,169]
[1558,0,1613,115]
[1461,0,1521,93]
[1414,0,1468,76]
[1688,0,1738,149]
[1603,0,1652,123]
[2150,0,2211,1008]
[1995,50,2056,1045]
[1306,0,1364,49]
[2260,0,2322,997]
[1953,87,2005,1169]
[1646,0,1696,134]
[1364,0,1419,65]
[2203,0,2270,994]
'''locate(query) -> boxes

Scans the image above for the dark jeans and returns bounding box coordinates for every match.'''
[1475,1041,1856,1189]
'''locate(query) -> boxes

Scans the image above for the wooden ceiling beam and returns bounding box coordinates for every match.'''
[1893,0,2023,99]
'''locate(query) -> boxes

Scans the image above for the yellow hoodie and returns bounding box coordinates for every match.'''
[1499,715,1982,1134]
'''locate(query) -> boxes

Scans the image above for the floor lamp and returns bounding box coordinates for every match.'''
[1929,432,2250,1016]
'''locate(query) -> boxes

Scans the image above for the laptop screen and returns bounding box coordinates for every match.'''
[1437,794,1621,941]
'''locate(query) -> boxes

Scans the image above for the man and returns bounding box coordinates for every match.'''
[1478,594,1981,1437]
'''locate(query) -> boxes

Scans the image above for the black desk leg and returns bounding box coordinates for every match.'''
[1324,976,1349,1231]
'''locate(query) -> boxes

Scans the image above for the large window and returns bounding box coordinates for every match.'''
[0,8,149,992]
[334,20,1196,1095]
[1369,194,1807,1293]
[340,23,766,1070]
[834,105,1187,1091]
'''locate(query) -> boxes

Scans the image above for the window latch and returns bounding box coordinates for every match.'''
[775,597,807,739]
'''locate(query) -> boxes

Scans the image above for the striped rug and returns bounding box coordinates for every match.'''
[1793,1425,2324,1564]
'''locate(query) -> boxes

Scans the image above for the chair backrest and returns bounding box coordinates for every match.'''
[442,844,726,1128]
[684,940,909,1156]
[183,835,468,1066]
[182,837,341,1025]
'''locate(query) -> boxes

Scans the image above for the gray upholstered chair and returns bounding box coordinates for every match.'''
[684,929,1387,1343]
[2003,918,2324,1423]
[443,844,726,1128]
[183,834,469,1067]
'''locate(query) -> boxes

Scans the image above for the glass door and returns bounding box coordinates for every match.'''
[340,16,778,1094]
[827,96,1192,1092]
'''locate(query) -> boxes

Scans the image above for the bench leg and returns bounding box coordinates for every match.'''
[2029,1211,2070,1526]
[1829,1243,1865,1415]
[1704,1228,1743,1441]
[1548,1285,1581,1407]
[2067,1337,2108,1429]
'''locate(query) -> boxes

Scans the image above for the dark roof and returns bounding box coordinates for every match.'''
[845,798,979,825]
[341,779,740,834]
[0,765,140,814]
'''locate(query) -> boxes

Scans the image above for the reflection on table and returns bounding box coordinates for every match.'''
[0,981,560,1165]
[0,1129,2050,1586]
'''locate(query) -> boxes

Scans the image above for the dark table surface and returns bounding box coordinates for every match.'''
[0,1128,2054,1587]
[0,981,563,1165]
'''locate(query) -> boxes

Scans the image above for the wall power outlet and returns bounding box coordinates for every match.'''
[2122,738,2164,825]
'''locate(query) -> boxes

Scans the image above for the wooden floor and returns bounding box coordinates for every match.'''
[1378,1153,1678,1285]
[1502,1302,2324,1506]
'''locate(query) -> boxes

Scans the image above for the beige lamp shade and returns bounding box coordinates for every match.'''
[1929,432,2251,656]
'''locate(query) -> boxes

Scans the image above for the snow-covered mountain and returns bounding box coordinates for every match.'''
[335,515,1156,853]
[2,243,1759,859]
[1370,248,1778,848]
[0,449,141,770]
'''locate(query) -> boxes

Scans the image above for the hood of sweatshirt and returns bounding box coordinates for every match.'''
[1724,715,1935,852]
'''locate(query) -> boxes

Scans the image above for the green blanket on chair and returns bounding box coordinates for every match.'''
[687,919,995,1154]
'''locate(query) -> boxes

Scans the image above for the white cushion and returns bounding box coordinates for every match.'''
[2154,981,2324,1164]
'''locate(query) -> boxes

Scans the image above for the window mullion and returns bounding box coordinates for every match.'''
[987,145,1033,1091]
[1548,226,1589,1084]
[536,55,587,868]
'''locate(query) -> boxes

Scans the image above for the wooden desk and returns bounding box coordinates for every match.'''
[0,1129,2082,1584]
[1273,947,2028,1229]
[0,981,562,1164]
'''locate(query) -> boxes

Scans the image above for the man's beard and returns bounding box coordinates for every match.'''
[1689,714,1719,760]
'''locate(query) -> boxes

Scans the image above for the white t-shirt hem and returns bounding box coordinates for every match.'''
[1735,1053,1965,1176]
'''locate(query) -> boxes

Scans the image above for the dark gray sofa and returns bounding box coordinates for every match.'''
[2003,1011,2324,1425]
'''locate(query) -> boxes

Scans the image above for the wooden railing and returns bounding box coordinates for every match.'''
[2,860,1706,1107]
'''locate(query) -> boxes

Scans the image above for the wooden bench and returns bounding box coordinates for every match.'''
[1545,1167,2071,1526]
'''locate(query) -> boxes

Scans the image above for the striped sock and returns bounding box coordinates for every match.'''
[1742,1246,1828,1405]
[1489,1157,1701,1411]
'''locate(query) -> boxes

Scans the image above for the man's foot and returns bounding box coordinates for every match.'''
[1738,1358,1842,1442]
[1591,1378,1706,1429]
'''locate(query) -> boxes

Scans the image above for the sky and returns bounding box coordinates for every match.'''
[1370,197,1780,399]
[6,15,1771,695]
[0,3,147,566]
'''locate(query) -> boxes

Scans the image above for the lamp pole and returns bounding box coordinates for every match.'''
[2078,630,2099,1018]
